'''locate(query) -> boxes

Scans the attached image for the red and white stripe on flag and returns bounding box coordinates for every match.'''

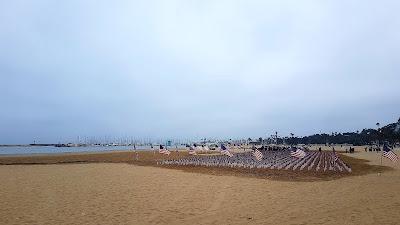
[253,149,263,161]
[188,146,197,155]
[221,149,234,157]
[290,149,306,159]
[189,149,197,155]
[383,151,398,162]
[159,149,170,155]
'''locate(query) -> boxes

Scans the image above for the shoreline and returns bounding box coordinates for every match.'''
[0,149,152,157]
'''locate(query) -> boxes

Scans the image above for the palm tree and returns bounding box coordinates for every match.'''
[290,133,294,146]
[376,122,381,146]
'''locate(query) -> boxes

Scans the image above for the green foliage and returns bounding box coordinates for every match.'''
[287,119,400,145]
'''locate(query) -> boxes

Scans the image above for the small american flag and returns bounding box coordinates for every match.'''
[188,145,197,155]
[332,153,339,162]
[290,148,306,159]
[220,145,233,157]
[383,145,398,162]
[159,145,170,155]
[252,149,263,161]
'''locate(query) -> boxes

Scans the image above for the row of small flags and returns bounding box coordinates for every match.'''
[159,144,210,156]
[159,144,236,157]
[158,144,398,163]
[160,144,303,161]
[289,145,399,163]
[289,147,340,163]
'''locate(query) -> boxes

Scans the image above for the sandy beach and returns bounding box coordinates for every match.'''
[1,148,399,225]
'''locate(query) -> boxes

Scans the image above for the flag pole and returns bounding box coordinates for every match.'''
[378,145,383,176]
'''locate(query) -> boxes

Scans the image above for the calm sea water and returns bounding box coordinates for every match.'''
[0,145,183,155]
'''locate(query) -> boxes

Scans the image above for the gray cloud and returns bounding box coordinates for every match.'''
[1,0,399,144]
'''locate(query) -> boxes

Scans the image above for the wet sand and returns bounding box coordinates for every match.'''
[0,148,399,224]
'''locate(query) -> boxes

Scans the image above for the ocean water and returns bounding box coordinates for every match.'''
[0,145,183,155]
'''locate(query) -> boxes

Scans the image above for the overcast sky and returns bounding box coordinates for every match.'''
[1,0,400,144]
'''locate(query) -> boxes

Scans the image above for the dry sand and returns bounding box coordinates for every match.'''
[1,149,399,225]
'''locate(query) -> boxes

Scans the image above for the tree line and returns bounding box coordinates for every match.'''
[262,118,400,146]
